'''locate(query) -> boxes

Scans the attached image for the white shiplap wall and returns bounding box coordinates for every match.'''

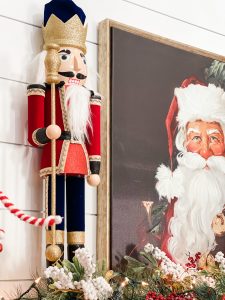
[0,0,225,297]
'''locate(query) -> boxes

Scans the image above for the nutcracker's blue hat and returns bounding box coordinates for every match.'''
[42,0,87,53]
[44,0,86,26]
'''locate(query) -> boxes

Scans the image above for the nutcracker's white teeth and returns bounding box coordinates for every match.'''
[68,78,81,85]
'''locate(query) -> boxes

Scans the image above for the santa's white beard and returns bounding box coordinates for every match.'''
[65,84,92,142]
[168,152,225,265]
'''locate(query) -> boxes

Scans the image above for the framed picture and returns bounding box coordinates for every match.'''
[97,19,225,268]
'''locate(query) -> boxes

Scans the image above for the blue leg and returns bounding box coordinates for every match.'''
[66,176,85,260]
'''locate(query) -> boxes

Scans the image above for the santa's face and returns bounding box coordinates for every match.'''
[58,47,87,86]
[185,120,225,159]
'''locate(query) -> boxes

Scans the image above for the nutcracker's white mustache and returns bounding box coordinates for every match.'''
[168,152,225,265]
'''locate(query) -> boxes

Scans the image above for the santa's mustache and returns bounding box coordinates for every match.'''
[58,71,87,79]
[177,151,225,173]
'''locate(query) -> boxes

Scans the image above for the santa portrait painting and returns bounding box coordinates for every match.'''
[155,76,225,265]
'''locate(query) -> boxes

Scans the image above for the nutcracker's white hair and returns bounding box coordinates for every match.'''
[27,50,47,84]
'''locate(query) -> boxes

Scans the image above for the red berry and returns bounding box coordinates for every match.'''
[146,291,165,300]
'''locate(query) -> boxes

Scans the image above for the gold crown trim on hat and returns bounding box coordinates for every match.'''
[42,14,87,53]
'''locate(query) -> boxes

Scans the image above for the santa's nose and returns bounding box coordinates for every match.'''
[199,147,213,159]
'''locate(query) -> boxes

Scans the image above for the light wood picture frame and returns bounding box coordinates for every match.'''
[97,19,225,268]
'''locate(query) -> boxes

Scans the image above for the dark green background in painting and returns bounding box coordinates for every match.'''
[110,27,214,267]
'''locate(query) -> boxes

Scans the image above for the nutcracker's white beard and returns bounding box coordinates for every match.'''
[168,152,225,265]
[65,84,91,142]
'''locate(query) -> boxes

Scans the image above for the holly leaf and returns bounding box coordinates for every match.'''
[72,256,85,280]
[131,266,146,273]
[62,259,76,273]
[124,256,145,268]
[140,251,157,268]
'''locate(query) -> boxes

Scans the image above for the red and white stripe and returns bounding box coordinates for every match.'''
[0,191,62,227]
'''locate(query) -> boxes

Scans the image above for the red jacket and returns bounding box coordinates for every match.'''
[27,83,101,177]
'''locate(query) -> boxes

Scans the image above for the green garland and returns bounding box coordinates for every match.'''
[12,247,225,300]
[109,249,225,300]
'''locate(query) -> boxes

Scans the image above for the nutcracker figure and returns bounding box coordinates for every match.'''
[27,0,101,263]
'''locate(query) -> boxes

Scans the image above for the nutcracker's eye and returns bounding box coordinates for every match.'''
[59,49,71,61]
[80,53,86,64]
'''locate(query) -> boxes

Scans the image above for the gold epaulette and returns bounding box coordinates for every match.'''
[90,93,102,106]
[27,84,46,97]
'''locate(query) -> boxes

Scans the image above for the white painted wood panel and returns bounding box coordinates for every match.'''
[0,143,42,211]
[123,0,225,37]
[0,210,42,281]
[97,0,225,57]
[0,79,28,146]
[1,0,225,57]
[0,0,48,26]
[1,0,222,44]
[0,18,42,83]
[0,280,33,300]
[0,16,97,85]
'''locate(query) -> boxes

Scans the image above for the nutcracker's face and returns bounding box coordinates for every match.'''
[58,47,87,85]
[185,120,225,159]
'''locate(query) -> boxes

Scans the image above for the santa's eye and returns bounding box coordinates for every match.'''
[210,136,219,142]
[59,53,70,61]
[192,136,201,142]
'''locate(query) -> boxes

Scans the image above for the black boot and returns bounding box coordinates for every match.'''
[68,244,84,261]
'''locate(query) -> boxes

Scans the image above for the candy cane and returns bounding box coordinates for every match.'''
[0,191,62,227]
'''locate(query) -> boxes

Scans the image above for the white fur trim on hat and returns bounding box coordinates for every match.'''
[155,164,184,202]
[175,84,225,128]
